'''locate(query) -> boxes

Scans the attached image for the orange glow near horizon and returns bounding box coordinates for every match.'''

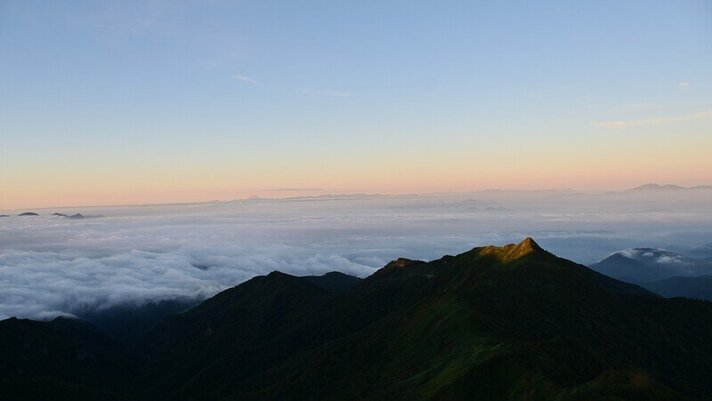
[3,122,712,210]
[3,155,711,210]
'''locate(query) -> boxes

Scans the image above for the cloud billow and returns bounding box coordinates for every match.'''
[2,190,712,320]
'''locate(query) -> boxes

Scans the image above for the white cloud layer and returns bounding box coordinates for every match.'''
[2,190,712,320]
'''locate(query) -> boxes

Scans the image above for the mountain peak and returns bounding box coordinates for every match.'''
[476,237,546,263]
[506,237,544,260]
[385,257,425,269]
[518,237,541,251]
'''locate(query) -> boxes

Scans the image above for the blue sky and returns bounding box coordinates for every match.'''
[1,0,711,208]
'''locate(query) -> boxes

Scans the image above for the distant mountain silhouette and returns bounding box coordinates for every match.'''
[688,242,712,260]
[18,212,39,216]
[590,248,712,283]
[626,183,712,191]
[3,239,712,400]
[53,212,85,219]
[591,248,712,301]
[642,275,712,301]
[302,271,363,292]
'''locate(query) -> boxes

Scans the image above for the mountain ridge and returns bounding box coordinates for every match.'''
[626,183,712,192]
[2,239,712,401]
[591,247,712,283]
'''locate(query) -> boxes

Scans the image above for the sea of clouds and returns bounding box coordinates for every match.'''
[2,189,712,320]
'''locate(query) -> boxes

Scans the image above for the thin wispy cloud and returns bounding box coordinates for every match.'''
[678,82,690,89]
[295,89,351,97]
[591,110,712,129]
[233,74,259,85]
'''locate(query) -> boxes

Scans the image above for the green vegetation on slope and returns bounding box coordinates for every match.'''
[139,238,712,400]
[3,238,712,400]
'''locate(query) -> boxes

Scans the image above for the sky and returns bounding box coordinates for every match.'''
[1,0,712,209]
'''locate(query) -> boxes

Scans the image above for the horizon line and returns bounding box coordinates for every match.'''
[3,182,711,213]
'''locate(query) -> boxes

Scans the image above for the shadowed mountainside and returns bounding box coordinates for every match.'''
[135,238,711,401]
[0,317,131,401]
[2,238,712,401]
[642,275,712,301]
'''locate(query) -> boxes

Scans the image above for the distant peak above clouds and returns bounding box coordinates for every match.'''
[590,247,712,283]
[617,248,691,264]
[625,183,712,192]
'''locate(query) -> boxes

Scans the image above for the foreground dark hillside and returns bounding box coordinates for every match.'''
[0,317,131,401]
[3,238,712,400]
[642,275,712,300]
